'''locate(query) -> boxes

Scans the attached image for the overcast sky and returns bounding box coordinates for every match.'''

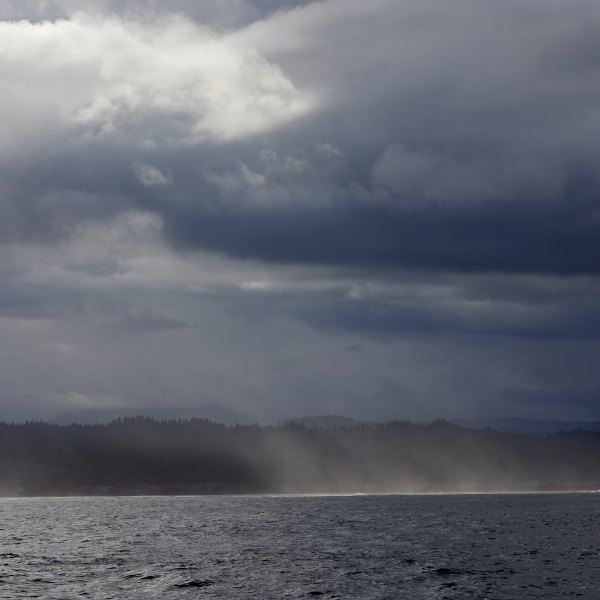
[1,0,600,423]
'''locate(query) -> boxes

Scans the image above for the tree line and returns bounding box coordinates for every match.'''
[0,417,599,496]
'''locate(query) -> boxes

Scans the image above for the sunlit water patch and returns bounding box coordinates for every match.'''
[0,494,598,599]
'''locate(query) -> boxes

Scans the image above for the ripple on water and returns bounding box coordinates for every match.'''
[0,494,598,599]
[174,579,214,588]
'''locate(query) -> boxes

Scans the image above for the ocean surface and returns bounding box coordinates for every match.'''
[0,493,598,599]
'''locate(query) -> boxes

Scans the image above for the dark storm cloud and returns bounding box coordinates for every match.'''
[206,281,600,341]
[1,0,600,422]
[164,191,600,276]
[2,0,600,278]
[7,135,600,278]
[152,0,600,276]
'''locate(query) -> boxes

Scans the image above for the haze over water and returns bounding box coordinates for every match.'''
[0,493,598,599]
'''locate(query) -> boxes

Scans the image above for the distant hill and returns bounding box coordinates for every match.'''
[285,415,600,434]
[455,418,600,434]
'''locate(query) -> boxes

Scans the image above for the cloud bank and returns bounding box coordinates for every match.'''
[1,0,599,423]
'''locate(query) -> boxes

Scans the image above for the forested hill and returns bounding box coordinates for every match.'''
[0,418,599,496]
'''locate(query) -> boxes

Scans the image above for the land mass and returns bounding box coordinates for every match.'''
[1,418,599,496]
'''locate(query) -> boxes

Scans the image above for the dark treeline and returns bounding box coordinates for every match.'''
[1,418,599,496]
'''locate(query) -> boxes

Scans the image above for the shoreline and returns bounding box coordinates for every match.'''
[1,488,599,500]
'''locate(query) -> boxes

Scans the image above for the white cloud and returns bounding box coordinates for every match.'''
[0,13,312,155]
[134,163,171,187]
[316,143,343,158]
[206,163,267,194]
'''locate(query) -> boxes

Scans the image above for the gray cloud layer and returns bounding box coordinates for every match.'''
[1,0,599,422]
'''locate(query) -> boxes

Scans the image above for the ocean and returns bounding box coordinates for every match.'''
[0,493,598,599]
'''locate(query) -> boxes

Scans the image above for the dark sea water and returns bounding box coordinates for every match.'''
[0,493,598,599]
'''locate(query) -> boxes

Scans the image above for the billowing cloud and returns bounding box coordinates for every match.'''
[0,14,310,150]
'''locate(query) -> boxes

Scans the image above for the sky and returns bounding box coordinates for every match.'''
[1,0,600,424]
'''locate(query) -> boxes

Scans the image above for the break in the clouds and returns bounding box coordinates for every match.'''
[1,0,600,423]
